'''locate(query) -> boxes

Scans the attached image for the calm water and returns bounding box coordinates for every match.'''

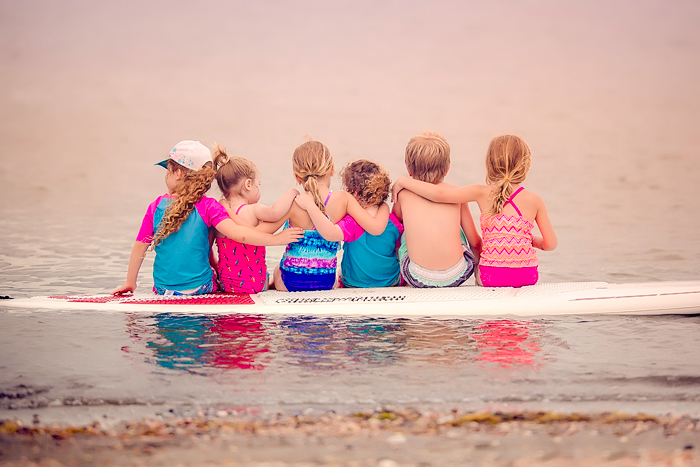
[1,0,700,422]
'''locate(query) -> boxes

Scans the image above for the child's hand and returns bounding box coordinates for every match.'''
[391,177,407,202]
[275,227,304,245]
[294,192,316,211]
[112,282,136,296]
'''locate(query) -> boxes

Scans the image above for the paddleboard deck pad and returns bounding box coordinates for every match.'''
[4,281,700,316]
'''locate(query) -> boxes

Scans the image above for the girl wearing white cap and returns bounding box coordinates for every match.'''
[112,140,303,296]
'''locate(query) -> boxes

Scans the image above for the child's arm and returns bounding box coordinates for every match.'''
[253,188,300,222]
[208,228,218,271]
[391,192,403,220]
[215,218,303,246]
[295,192,344,241]
[392,176,479,204]
[344,194,389,236]
[532,198,558,251]
[112,241,149,295]
[460,202,482,262]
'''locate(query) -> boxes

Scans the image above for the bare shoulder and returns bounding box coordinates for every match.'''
[287,203,313,229]
[326,190,352,221]
[520,188,545,206]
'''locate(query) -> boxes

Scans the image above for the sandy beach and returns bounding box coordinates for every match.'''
[2,409,699,466]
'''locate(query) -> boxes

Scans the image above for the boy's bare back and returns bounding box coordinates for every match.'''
[395,182,466,271]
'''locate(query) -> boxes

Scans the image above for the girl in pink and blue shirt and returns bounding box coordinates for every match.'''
[112,140,302,296]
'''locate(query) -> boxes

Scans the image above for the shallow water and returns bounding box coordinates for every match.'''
[1,0,700,422]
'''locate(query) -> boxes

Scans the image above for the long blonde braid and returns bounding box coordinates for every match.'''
[292,140,334,214]
[485,135,532,215]
[151,160,216,248]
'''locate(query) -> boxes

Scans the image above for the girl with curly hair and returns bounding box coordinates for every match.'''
[297,159,403,288]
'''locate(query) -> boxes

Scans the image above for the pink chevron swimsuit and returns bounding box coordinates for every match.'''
[479,187,538,288]
[215,204,267,293]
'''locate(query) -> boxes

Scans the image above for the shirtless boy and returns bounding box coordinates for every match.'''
[392,131,481,287]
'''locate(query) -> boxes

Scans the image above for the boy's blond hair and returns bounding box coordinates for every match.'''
[404,131,450,184]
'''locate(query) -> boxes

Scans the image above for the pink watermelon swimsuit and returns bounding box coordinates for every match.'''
[479,187,538,288]
[215,204,267,294]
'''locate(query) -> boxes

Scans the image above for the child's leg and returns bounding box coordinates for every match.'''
[272,265,288,291]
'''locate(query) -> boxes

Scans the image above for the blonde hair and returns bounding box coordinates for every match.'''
[213,144,258,200]
[292,140,334,214]
[340,160,391,208]
[405,131,450,184]
[485,135,532,215]
[151,159,216,248]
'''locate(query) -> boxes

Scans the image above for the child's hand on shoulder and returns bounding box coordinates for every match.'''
[391,176,409,202]
[275,226,304,245]
[294,192,316,211]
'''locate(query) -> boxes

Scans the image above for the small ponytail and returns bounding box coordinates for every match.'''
[213,144,258,201]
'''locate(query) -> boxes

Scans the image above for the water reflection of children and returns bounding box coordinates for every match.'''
[470,319,542,369]
[208,316,270,370]
[123,313,271,373]
[279,317,408,369]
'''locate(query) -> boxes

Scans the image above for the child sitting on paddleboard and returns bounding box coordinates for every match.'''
[212,145,299,293]
[392,134,557,287]
[112,140,303,296]
[296,159,403,288]
[272,139,390,292]
[391,131,482,288]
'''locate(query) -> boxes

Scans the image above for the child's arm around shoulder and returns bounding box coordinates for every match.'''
[215,218,303,246]
[392,176,482,204]
[531,193,557,251]
[253,188,300,223]
[342,192,389,236]
[295,192,344,241]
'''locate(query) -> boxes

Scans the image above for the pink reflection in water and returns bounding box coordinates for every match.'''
[471,320,541,369]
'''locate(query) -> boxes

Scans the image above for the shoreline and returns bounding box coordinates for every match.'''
[2,408,698,466]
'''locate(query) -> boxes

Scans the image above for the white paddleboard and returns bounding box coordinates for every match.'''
[3,281,700,317]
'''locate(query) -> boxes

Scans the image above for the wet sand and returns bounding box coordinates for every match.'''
[2,409,699,466]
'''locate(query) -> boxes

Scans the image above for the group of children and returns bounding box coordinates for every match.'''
[112,132,557,296]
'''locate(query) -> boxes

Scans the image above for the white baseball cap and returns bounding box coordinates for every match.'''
[155,140,212,170]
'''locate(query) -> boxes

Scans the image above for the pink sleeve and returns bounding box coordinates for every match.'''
[389,213,404,236]
[389,213,404,249]
[336,214,365,242]
[196,197,231,227]
[135,197,162,243]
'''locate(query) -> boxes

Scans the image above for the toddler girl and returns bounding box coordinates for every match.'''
[297,159,403,288]
[112,140,303,296]
[212,145,299,293]
[392,135,557,287]
[272,140,391,292]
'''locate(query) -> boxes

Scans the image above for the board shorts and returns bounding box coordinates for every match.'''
[479,265,538,288]
[398,231,475,288]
